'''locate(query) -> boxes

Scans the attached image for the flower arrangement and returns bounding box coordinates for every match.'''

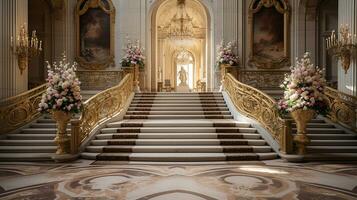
[121,39,145,68]
[216,40,239,66]
[38,54,82,114]
[278,52,329,116]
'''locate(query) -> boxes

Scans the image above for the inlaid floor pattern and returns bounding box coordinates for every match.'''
[82,92,278,162]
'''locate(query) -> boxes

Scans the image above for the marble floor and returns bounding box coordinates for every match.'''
[0,160,356,200]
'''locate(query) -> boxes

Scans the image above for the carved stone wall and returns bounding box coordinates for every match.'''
[77,70,124,90]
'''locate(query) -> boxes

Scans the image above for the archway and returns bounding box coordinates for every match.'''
[148,0,212,92]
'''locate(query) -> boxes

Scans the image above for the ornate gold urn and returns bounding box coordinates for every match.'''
[291,109,315,155]
[52,111,71,155]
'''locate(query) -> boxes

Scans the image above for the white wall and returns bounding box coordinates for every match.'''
[338,0,357,96]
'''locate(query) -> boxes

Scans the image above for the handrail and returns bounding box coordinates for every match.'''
[0,84,46,134]
[70,73,134,154]
[325,86,357,132]
[224,73,293,154]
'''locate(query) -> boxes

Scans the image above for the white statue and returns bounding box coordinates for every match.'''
[178,67,188,86]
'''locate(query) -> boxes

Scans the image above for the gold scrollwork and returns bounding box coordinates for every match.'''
[0,84,46,134]
[225,73,293,154]
[70,73,134,153]
[325,87,356,132]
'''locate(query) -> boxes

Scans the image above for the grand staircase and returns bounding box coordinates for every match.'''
[264,89,357,160]
[0,90,99,161]
[82,92,278,162]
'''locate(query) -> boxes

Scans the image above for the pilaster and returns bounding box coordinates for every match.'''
[0,0,28,99]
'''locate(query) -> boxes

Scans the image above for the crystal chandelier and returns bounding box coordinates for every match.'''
[166,0,195,40]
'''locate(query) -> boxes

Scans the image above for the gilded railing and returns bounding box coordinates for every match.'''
[325,87,357,132]
[0,84,46,134]
[70,73,134,153]
[224,73,293,153]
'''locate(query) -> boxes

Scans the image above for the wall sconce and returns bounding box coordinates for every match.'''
[10,23,42,75]
[326,24,357,74]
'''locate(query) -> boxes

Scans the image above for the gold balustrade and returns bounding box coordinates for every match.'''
[0,84,46,134]
[70,73,134,154]
[224,73,293,154]
[325,87,357,132]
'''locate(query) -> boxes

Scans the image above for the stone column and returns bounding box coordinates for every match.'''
[338,0,357,96]
[223,0,238,43]
[0,0,28,99]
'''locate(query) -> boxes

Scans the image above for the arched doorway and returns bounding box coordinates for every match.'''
[148,0,212,92]
[175,49,195,90]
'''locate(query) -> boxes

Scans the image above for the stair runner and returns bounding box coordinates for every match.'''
[0,90,99,161]
[1,90,356,162]
[82,92,278,162]
[265,89,357,160]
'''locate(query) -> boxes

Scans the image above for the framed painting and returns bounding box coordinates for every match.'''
[248,0,290,69]
[76,0,115,70]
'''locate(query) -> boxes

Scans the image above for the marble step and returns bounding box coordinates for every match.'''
[127,107,230,111]
[290,119,326,123]
[303,153,357,161]
[81,152,278,161]
[129,104,228,107]
[0,146,56,153]
[86,145,272,153]
[0,140,55,146]
[21,128,70,134]
[135,93,222,96]
[124,115,234,119]
[307,146,357,153]
[101,127,257,134]
[7,133,56,140]
[292,128,344,134]
[132,99,225,102]
[30,123,70,128]
[125,111,231,115]
[91,139,266,146]
[0,153,54,161]
[134,96,224,99]
[106,120,251,128]
[291,123,335,128]
[37,119,56,123]
[310,140,357,146]
[96,133,261,140]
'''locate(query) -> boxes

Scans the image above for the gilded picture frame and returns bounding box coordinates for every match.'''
[248,0,290,69]
[75,0,115,70]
